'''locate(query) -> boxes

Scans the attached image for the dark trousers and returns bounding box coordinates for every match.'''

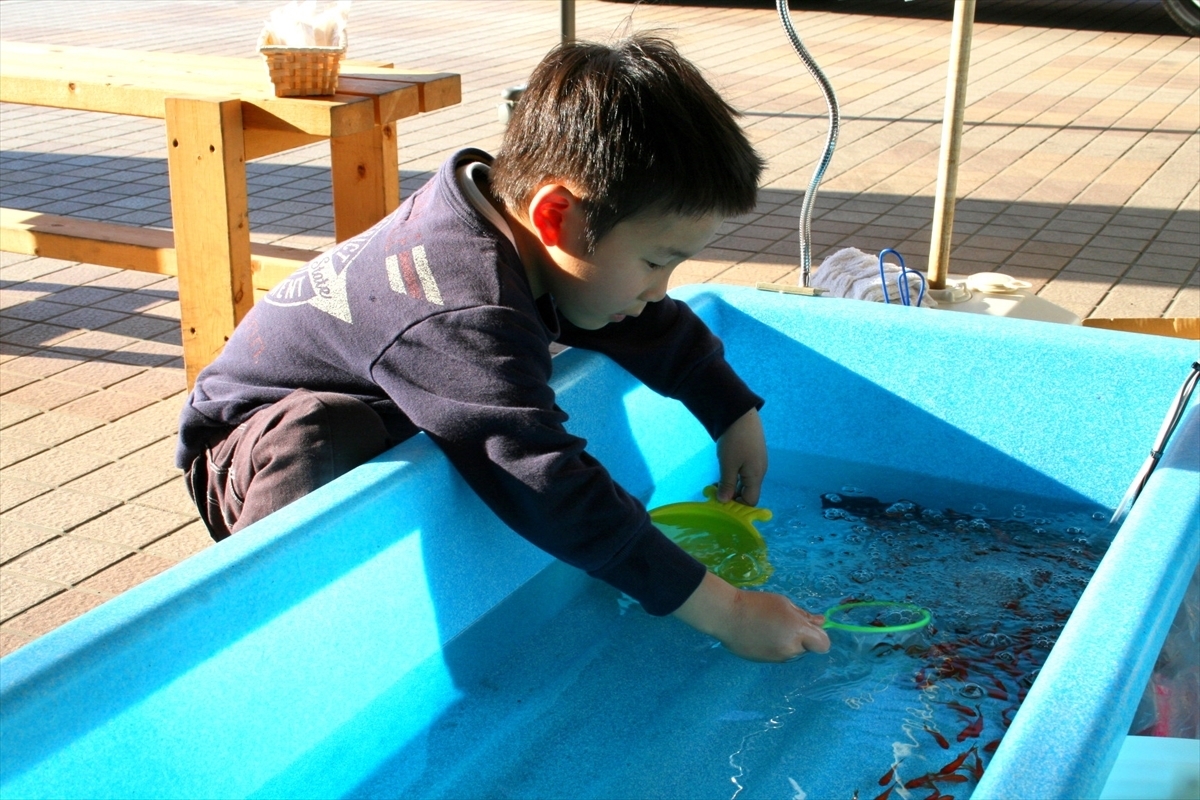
[186,389,392,540]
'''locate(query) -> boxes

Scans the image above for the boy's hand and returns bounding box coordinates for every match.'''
[673,571,831,662]
[716,407,767,505]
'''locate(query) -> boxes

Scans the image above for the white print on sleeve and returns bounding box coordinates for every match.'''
[382,245,443,306]
[262,224,385,323]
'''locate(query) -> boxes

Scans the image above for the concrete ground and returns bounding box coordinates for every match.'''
[1,0,1197,656]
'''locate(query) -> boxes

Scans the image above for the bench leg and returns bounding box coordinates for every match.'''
[165,97,253,388]
[330,122,399,242]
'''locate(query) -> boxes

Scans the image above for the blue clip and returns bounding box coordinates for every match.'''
[878,248,926,307]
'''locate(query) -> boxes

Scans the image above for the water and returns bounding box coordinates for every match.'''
[347,455,1115,800]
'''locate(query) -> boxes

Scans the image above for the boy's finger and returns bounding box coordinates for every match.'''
[804,627,831,654]
[738,471,762,505]
[716,474,739,503]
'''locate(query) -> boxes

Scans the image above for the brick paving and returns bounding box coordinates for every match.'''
[1,0,1197,656]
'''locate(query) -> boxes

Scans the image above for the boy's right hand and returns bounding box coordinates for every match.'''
[672,571,831,662]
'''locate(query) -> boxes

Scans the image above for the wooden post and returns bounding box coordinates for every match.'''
[330,122,399,242]
[165,97,252,388]
[562,0,576,44]
[928,0,976,290]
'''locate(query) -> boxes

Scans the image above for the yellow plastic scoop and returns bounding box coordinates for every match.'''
[649,485,774,587]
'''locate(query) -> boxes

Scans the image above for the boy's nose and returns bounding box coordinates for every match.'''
[641,271,671,302]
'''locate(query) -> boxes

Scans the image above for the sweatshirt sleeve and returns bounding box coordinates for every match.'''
[372,305,706,616]
[558,295,763,440]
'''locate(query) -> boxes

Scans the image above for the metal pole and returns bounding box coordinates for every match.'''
[927,0,975,290]
[561,0,575,44]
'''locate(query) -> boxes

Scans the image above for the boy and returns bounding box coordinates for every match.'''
[177,35,829,662]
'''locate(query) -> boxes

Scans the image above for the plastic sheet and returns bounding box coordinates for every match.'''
[1130,562,1200,739]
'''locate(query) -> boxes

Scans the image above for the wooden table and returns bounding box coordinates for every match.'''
[0,41,460,384]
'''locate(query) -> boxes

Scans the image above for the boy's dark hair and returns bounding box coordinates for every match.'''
[491,34,764,252]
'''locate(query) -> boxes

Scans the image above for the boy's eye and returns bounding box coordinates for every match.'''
[646,260,666,269]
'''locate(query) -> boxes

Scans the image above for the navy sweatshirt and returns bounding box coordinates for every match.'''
[177,148,763,616]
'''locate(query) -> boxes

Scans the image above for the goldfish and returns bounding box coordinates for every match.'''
[878,766,895,786]
[957,706,984,741]
[938,748,974,775]
[969,749,985,780]
[925,725,950,749]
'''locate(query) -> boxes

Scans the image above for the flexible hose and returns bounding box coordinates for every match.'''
[1110,361,1200,526]
[776,0,840,286]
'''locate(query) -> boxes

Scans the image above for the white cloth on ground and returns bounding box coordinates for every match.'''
[809,247,937,308]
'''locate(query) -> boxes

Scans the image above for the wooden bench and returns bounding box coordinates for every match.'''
[0,41,461,384]
[0,209,314,305]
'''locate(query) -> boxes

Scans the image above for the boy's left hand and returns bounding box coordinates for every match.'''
[716,407,767,505]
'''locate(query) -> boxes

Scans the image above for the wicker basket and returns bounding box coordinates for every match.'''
[260,45,345,97]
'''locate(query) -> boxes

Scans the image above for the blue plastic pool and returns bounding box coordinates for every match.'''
[2,285,1196,799]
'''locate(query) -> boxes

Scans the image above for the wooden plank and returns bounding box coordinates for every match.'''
[240,93,373,137]
[0,72,172,118]
[1082,317,1200,340]
[330,124,397,241]
[3,42,430,124]
[1,208,177,272]
[165,97,253,387]
[0,208,316,291]
[2,61,376,136]
[340,69,461,112]
[242,129,326,161]
[2,52,418,106]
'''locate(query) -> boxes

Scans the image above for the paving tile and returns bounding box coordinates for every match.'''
[1,410,103,445]
[1092,281,1179,318]
[120,437,186,472]
[3,445,112,488]
[99,314,179,341]
[1,322,84,350]
[0,629,32,657]
[2,379,97,412]
[0,370,38,395]
[87,271,174,292]
[52,360,146,390]
[75,552,175,597]
[0,438,49,469]
[5,488,121,532]
[1,300,77,323]
[1165,287,1200,318]
[0,476,53,513]
[143,520,213,564]
[0,400,41,431]
[64,460,176,503]
[1037,277,1114,319]
[130,478,199,518]
[45,306,130,331]
[1,521,60,564]
[52,329,139,357]
[0,571,64,622]
[0,350,83,378]
[0,589,108,639]
[54,389,157,423]
[4,533,131,585]
[43,286,124,308]
[104,338,181,368]
[107,367,187,399]
[70,503,193,549]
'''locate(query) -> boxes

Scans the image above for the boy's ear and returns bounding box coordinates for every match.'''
[527,184,579,249]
